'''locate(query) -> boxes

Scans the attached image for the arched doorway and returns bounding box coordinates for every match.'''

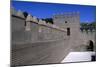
[86,40,94,51]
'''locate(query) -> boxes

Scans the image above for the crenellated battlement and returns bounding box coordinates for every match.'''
[11,7,25,19]
[53,12,79,19]
[80,28,95,34]
[11,8,69,44]
[11,7,95,47]
[11,8,67,32]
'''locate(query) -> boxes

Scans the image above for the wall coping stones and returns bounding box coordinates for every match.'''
[11,8,71,32]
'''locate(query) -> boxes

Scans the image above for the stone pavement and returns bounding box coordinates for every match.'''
[11,38,71,66]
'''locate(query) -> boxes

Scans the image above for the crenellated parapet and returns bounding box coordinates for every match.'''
[11,7,25,19]
[80,28,95,33]
[11,8,69,43]
[11,8,67,32]
[53,12,80,19]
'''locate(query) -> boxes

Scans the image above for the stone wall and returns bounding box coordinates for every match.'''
[11,8,71,66]
[11,8,96,49]
[80,29,96,45]
[53,12,82,50]
[11,7,96,48]
[53,12,96,51]
[11,8,96,66]
[11,8,68,45]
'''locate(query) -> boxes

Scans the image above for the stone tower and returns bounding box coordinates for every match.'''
[53,12,82,50]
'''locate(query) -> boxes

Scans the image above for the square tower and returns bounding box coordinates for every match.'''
[53,12,81,47]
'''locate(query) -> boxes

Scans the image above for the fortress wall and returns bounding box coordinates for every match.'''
[29,22,39,42]
[34,23,67,41]
[11,10,71,66]
[11,9,68,44]
[11,8,96,50]
[11,16,32,44]
[11,9,96,66]
[80,31,96,45]
[11,8,25,32]
[11,15,25,32]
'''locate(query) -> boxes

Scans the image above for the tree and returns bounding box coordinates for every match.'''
[42,18,53,24]
[23,12,28,18]
[80,22,96,29]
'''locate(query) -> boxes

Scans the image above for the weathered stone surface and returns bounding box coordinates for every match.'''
[11,7,17,16]
[17,10,25,18]
[11,10,95,66]
[32,16,38,23]
[26,14,33,21]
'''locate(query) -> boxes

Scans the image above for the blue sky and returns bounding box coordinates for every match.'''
[11,1,96,23]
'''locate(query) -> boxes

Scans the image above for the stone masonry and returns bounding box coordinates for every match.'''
[11,7,96,66]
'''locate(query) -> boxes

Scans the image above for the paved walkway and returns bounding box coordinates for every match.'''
[61,51,96,63]
[12,39,71,66]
